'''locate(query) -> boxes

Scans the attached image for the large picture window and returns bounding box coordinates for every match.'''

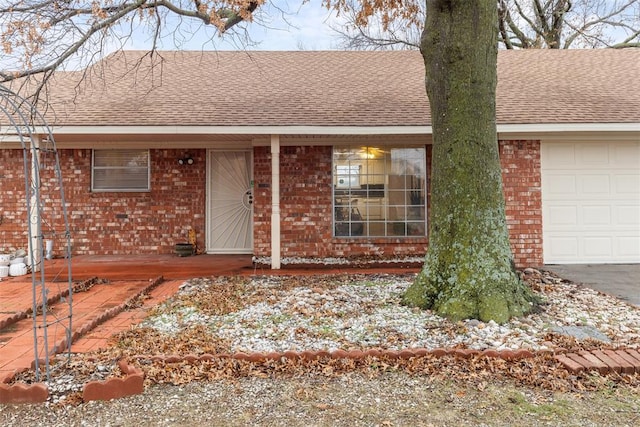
[92,149,150,192]
[333,146,426,237]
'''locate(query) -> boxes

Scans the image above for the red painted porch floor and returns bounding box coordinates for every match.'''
[1,254,638,383]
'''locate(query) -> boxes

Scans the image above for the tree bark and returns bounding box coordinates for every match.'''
[403,0,536,323]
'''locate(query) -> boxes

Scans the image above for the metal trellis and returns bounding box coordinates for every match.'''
[0,85,73,381]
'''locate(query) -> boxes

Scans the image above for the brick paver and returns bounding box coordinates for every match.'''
[556,349,640,374]
[69,280,182,353]
[0,277,165,381]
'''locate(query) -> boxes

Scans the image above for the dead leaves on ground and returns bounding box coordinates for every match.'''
[106,273,639,396]
[128,352,639,394]
[112,324,232,356]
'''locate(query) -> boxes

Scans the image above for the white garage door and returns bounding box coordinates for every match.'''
[541,141,640,264]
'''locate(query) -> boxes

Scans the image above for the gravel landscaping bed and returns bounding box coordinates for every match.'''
[134,268,640,354]
[2,268,639,425]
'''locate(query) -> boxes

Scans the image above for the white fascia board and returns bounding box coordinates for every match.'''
[39,125,432,135]
[497,122,640,134]
[498,123,640,142]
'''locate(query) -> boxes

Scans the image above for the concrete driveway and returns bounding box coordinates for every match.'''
[544,264,640,307]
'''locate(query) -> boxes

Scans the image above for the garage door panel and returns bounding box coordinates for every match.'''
[545,174,577,197]
[547,206,577,226]
[581,174,610,194]
[581,145,609,164]
[544,145,576,166]
[619,236,640,257]
[582,205,611,225]
[614,144,640,166]
[617,205,640,225]
[542,141,640,264]
[583,237,613,257]
[546,237,578,259]
[615,174,640,194]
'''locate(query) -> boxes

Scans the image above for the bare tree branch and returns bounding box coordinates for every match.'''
[330,0,423,50]
[0,0,264,87]
[333,0,640,51]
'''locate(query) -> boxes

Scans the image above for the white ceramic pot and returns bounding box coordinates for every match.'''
[0,265,8,278]
[0,254,10,266]
[10,257,25,265]
[9,263,27,277]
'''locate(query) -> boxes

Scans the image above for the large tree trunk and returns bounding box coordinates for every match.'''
[403,0,536,323]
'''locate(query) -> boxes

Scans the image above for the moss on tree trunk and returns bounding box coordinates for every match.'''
[403,0,536,323]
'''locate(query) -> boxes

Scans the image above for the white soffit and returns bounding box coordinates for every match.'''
[42,125,432,136]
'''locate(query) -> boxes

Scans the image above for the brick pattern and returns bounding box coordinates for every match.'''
[253,146,430,260]
[1,142,542,266]
[0,149,29,250]
[252,146,272,256]
[255,141,541,266]
[0,149,206,255]
[500,140,543,266]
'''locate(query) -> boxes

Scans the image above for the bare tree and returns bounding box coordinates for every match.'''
[334,0,640,49]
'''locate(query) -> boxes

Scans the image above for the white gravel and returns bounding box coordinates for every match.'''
[140,269,640,353]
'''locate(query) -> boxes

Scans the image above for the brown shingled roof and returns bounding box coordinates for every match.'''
[44,49,640,128]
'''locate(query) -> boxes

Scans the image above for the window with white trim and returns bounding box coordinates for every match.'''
[333,146,426,237]
[92,149,150,192]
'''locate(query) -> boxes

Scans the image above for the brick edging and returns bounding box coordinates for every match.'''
[131,346,640,377]
[3,346,638,404]
[0,377,48,404]
[137,347,538,363]
[82,359,144,402]
[0,358,143,404]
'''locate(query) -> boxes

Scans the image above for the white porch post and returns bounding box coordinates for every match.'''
[270,135,281,269]
[28,134,41,272]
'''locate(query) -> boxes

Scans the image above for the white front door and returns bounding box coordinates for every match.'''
[206,150,253,253]
[541,141,640,264]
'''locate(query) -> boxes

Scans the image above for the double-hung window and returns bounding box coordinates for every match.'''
[333,146,426,237]
[92,149,150,192]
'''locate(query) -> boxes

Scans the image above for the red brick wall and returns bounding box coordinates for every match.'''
[1,142,542,266]
[252,146,272,255]
[0,149,29,251]
[253,145,430,260]
[254,141,542,266]
[0,148,206,255]
[500,140,543,266]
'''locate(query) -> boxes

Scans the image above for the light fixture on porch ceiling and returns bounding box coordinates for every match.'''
[358,147,386,159]
[178,154,194,165]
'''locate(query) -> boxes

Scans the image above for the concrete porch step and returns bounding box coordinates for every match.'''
[0,277,165,381]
